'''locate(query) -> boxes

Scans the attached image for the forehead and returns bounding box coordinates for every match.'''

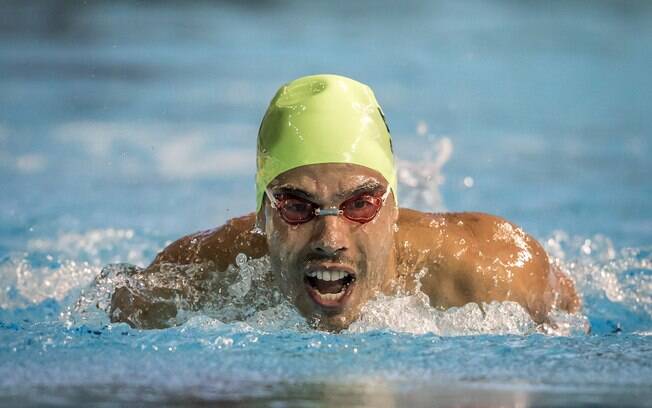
[269,163,387,196]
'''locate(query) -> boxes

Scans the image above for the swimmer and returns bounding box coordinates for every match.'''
[109,74,580,330]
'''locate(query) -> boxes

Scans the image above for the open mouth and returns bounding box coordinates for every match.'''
[304,269,356,309]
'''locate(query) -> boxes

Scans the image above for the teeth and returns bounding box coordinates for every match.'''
[306,270,350,281]
[318,291,346,301]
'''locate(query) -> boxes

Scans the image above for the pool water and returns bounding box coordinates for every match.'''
[1,1,651,406]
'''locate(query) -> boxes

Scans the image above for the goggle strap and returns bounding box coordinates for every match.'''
[380,187,391,203]
[265,188,280,208]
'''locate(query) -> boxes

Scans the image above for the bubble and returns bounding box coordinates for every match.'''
[213,336,234,349]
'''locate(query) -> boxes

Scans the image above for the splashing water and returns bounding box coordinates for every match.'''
[1,157,650,407]
[0,142,648,337]
[69,253,290,330]
[60,245,614,337]
[396,135,453,212]
[544,232,652,334]
[0,229,156,310]
[349,294,539,336]
[0,124,647,340]
[1,0,651,404]
[2,231,650,405]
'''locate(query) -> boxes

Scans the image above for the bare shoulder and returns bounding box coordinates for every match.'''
[441,211,548,259]
[398,208,546,265]
[397,208,579,322]
[399,209,534,244]
[147,213,268,273]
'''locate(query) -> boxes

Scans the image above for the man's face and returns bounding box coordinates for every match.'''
[263,163,398,331]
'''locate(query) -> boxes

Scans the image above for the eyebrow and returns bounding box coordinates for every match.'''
[271,185,317,201]
[271,180,385,203]
[334,180,384,200]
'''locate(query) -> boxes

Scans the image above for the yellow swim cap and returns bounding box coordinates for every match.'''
[256,74,397,211]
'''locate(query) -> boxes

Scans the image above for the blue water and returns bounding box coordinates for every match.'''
[1,1,651,406]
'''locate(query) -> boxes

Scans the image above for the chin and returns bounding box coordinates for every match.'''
[304,298,365,331]
[312,312,356,332]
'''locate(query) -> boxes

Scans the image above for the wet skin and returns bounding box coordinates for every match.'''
[110,163,580,330]
[261,164,400,329]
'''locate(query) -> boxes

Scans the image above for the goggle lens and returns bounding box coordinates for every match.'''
[277,196,318,224]
[340,195,383,222]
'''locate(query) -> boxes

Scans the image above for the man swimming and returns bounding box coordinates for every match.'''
[109,74,580,330]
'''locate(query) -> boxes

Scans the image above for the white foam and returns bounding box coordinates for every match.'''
[64,248,596,335]
[245,301,310,332]
[0,228,151,309]
[0,256,99,309]
[348,292,538,336]
[16,227,646,337]
[545,232,652,319]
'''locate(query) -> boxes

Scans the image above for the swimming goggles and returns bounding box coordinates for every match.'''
[265,188,391,225]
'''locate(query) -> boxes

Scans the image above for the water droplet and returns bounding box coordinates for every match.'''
[236,253,248,267]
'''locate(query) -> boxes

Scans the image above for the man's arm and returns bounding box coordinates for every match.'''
[398,210,580,324]
[109,213,268,328]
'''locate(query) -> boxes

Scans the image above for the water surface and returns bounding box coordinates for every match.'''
[1,1,651,406]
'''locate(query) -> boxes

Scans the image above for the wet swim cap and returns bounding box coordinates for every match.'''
[256,74,397,211]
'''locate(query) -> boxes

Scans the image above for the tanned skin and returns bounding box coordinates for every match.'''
[110,164,580,330]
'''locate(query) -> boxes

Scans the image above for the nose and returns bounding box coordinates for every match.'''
[310,214,349,256]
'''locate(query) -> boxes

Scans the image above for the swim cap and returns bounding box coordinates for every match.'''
[256,74,397,211]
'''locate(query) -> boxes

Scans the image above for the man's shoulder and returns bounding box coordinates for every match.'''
[397,208,511,238]
[149,213,267,271]
[396,208,542,260]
